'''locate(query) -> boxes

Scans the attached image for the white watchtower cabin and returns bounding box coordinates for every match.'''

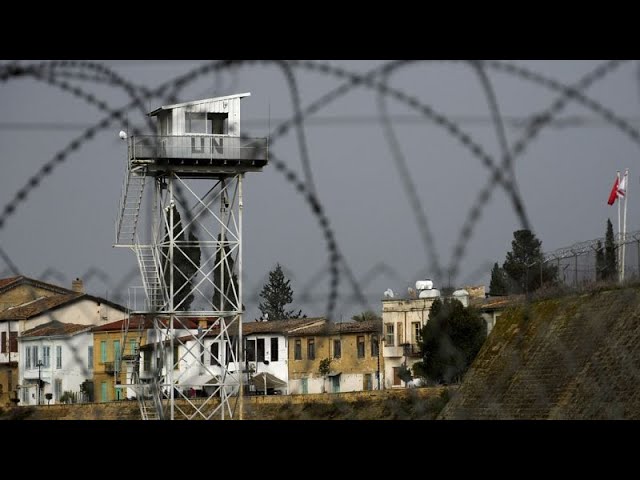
[115,93,267,420]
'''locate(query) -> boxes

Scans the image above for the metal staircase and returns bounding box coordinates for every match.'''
[135,246,165,312]
[116,164,147,246]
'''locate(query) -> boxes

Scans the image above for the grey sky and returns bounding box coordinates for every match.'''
[1,60,638,321]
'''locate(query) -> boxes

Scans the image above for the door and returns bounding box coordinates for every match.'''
[393,367,402,386]
[364,373,372,391]
[332,375,340,393]
[301,378,308,394]
[101,382,108,402]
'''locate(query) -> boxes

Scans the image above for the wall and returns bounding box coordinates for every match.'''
[0,285,61,312]
[440,287,640,419]
[13,386,454,420]
[20,299,125,333]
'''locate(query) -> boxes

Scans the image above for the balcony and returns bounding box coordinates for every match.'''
[383,344,421,358]
[103,362,120,374]
[128,135,268,175]
[401,343,422,358]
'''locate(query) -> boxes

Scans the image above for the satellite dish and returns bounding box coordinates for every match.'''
[384,288,395,299]
[119,130,128,140]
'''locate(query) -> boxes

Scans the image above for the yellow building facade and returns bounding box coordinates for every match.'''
[288,319,382,394]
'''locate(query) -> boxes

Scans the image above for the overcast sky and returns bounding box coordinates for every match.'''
[1,60,639,321]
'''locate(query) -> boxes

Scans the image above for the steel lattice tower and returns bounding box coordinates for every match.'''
[114,93,267,419]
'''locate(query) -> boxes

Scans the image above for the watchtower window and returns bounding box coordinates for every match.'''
[186,112,207,134]
[208,113,228,135]
[186,112,228,134]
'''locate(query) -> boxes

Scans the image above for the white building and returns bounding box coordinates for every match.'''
[382,281,474,389]
[17,321,93,405]
[144,318,324,397]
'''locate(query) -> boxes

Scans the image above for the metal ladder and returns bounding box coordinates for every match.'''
[116,164,147,245]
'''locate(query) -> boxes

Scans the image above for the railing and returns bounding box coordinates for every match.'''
[129,135,268,163]
[103,361,118,374]
[401,343,421,357]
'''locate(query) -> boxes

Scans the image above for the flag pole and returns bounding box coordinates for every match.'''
[622,168,629,282]
[617,170,622,282]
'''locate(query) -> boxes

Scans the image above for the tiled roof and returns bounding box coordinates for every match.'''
[470,295,525,311]
[0,275,77,295]
[21,321,91,338]
[93,315,199,332]
[0,293,83,320]
[290,319,382,336]
[0,276,21,289]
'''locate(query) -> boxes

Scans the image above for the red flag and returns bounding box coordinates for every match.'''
[608,176,620,205]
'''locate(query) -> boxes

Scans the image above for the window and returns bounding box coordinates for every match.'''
[371,334,379,357]
[10,332,17,352]
[271,337,279,362]
[307,338,315,360]
[100,341,107,363]
[130,340,137,355]
[385,324,394,346]
[54,379,62,401]
[294,339,302,360]
[22,386,29,403]
[26,346,32,369]
[1,332,5,353]
[246,339,256,362]
[225,336,237,365]
[114,340,121,367]
[412,322,421,344]
[357,336,365,358]
[257,338,265,362]
[143,351,151,372]
[56,346,62,369]
[88,346,94,369]
[209,113,229,134]
[32,346,39,367]
[210,342,220,366]
[186,112,207,133]
[397,322,403,345]
[42,346,50,368]
[101,382,108,402]
[333,339,341,359]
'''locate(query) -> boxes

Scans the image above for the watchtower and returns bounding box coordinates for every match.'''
[115,93,267,419]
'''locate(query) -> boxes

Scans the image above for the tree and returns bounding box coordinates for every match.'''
[351,310,382,322]
[162,205,201,311]
[318,358,331,393]
[258,264,304,320]
[603,218,617,281]
[211,234,239,312]
[412,297,487,385]
[502,229,557,294]
[489,262,508,295]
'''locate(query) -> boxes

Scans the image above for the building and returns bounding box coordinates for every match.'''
[382,280,475,389]
[470,294,524,335]
[17,321,93,405]
[0,275,126,406]
[288,319,383,394]
[157,317,325,398]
